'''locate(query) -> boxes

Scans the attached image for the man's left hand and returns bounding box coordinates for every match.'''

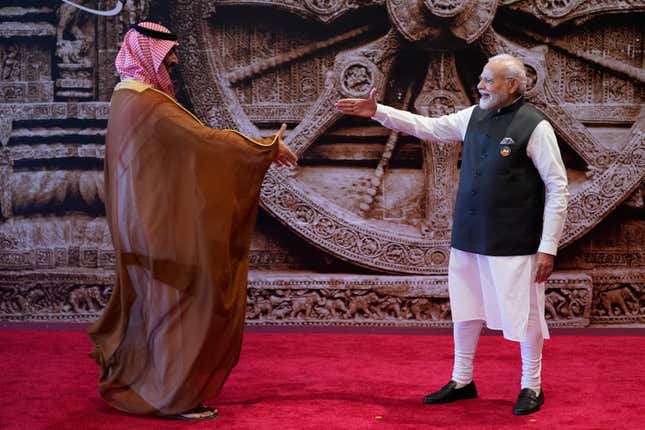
[273,123,298,168]
[534,252,554,284]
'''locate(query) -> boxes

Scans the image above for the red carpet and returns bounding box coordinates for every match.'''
[1,329,643,430]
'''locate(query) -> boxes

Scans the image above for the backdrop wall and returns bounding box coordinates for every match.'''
[0,0,643,328]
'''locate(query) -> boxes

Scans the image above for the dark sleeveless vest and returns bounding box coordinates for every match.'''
[451,98,545,256]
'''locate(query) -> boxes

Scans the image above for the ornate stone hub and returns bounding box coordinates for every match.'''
[337,58,380,98]
[424,0,470,18]
[386,0,499,47]
[536,0,580,18]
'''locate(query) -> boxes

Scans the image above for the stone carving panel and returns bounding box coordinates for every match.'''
[544,272,593,327]
[0,44,21,81]
[0,1,643,327]
[591,269,645,325]
[246,277,452,326]
[55,2,98,99]
[0,42,53,103]
[1,270,592,326]
[0,271,114,322]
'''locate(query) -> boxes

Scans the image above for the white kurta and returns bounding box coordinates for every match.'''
[372,103,569,341]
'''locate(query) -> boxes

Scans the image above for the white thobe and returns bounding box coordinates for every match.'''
[372,103,569,341]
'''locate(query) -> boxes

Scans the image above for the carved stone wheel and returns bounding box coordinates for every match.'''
[170,0,645,274]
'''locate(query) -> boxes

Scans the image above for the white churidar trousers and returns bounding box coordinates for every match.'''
[448,248,548,390]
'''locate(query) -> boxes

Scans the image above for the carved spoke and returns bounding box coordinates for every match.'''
[225,25,373,84]
[412,53,470,239]
[537,84,618,170]
[509,25,645,84]
[561,109,645,243]
[358,85,413,217]
[287,30,402,155]
[420,141,460,240]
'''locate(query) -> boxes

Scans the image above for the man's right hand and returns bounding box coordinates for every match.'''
[335,88,377,118]
[273,123,298,168]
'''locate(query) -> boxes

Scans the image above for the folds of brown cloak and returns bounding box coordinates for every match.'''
[88,87,278,415]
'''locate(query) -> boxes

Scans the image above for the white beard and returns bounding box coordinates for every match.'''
[478,93,499,110]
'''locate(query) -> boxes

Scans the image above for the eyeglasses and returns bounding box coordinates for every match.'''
[478,75,515,85]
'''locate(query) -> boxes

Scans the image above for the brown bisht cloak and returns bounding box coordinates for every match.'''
[87,79,278,415]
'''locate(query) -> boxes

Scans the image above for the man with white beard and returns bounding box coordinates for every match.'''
[335,54,568,415]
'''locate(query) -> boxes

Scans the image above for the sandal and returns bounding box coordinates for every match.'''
[162,404,219,421]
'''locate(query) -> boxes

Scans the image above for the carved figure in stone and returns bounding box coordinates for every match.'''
[408,297,450,320]
[69,285,110,313]
[597,285,639,316]
[325,291,350,318]
[124,0,147,25]
[26,287,47,310]
[56,3,94,66]
[290,290,325,319]
[313,304,331,318]
[270,298,293,319]
[343,64,372,94]
[0,45,20,81]
[559,288,587,318]
[247,290,273,319]
[112,0,149,45]
[376,295,403,319]
[545,290,566,320]
[409,297,431,320]
[337,53,568,414]
[0,289,27,314]
[348,291,379,318]
[428,301,451,321]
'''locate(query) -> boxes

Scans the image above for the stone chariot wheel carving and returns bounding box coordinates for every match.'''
[170,0,645,274]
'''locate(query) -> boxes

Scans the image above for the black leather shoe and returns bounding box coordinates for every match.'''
[513,388,544,415]
[423,380,478,404]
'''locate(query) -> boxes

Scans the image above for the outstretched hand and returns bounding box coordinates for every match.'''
[335,88,378,118]
[273,123,298,168]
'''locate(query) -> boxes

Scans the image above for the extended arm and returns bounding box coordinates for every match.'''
[335,88,473,142]
[372,104,473,142]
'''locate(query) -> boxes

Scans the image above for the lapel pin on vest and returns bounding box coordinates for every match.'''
[499,137,514,157]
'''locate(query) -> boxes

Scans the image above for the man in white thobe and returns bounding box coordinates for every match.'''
[335,54,568,415]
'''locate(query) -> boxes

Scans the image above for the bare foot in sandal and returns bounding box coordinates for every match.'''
[162,404,218,421]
